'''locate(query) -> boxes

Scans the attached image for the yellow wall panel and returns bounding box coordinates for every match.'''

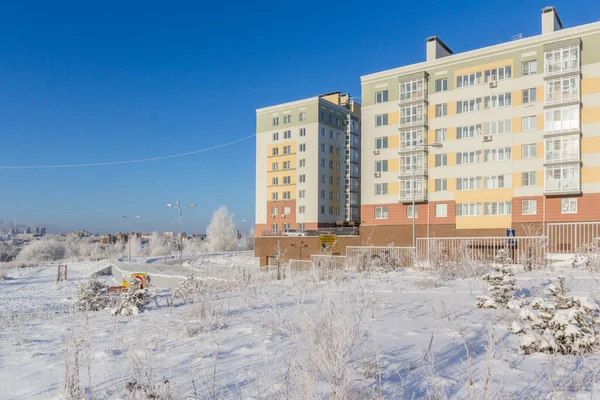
[447,127,456,141]
[454,188,513,202]
[536,142,544,159]
[582,137,600,153]
[512,118,521,134]
[513,172,522,188]
[388,134,399,149]
[456,215,512,230]
[447,152,456,167]
[513,145,522,160]
[447,179,457,192]
[388,111,399,125]
[536,114,544,131]
[582,167,600,183]
[583,107,600,124]
[513,90,522,106]
[448,102,456,116]
[428,105,435,120]
[536,170,544,186]
[388,158,399,172]
[537,85,544,101]
[454,58,514,77]
[388,182,399,195]
[583,77,600,95]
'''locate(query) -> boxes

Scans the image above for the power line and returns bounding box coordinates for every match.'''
[0,134,255,170]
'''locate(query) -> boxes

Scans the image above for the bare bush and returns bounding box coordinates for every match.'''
[111,279,154,316]
[124,344,175,400]
[76,279,111,311]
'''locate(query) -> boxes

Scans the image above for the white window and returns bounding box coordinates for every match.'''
[282,223,290,230]
[272,132,279,141]
[456,124,482,139]
[435,103,447,117]
[435,129,447,143]
[484,201,512,216]
[435,153,447,167]
[283,176,291,184]
[299,174,306,183]
[545,165,580,193]
[435,204,448,218]
[522,88,537,104]
[400,153,423,174]
[456,177,482,191]
[484,92,512,109]
[272,192,278,200]
[375,90,389,103]
[375,206,388,219]
[522,144,537,159]
[298,190,305,198]
[283,145,291,154]
[484,147,511,163]
[435,78,448,92]
[283,206,291,215]
[299,128,306,136]
[375,160,388,172]
[407,205,418,219]
[522,60,537,76]
[376,114,389,126]
[435,179,447,192]
[457,151,482,165]
[375,137,388,149]
[400,128,424,150]
[299,144,306,152]
[271,207,278,216]
[522,172,536,187]
[561,198,578,214]
[283,115,291,124]
[545,135,579,163]
[283,161,290,169]
[375,183,388,195]
[522,200,537,215]
[299,112,306,121]
[400,78,425,101]
[545,45,580,75]
[484,175,508,189]
[545,75,579,104]
[271,223,278,231]
[400,178,423,199]
[522,116,536,132]
[273,117,279,126]
[484,66,512,82]
[456,98,482,114]
[483,120,512,136]
[545,105,580,132]
[400,104,424,125]
[272,162,278,171]
[320,127,325,136]
[283,130,291,139]
[298,223,305,231]
[298,206,305,214]
[299,159,305,167]
[456,72,482,88]
[456,203,482,217]
[272,177,279,186]
[283,191,291,200]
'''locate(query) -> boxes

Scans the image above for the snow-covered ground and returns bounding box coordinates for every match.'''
[1,255,600,399]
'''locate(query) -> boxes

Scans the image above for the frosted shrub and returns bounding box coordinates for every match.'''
[76,279,110,311]
[15,239,66,265]
[572,242,600,271]
[512,277,600,355]
[111,279,153,316]
[477,250,523,309]
[174,275,227,335]
[205,206,238,253]
[173,275,204,304]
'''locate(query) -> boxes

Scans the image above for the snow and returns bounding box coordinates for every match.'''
[2,256,600,398]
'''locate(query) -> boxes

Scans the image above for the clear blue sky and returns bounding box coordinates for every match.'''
[0,0,597,234]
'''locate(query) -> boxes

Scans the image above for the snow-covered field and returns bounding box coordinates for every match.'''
[1,255,600,399]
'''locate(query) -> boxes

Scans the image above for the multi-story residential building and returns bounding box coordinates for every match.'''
[360,7,600,244]
[255,92,361,236]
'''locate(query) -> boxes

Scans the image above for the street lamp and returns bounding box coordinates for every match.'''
[411,142,443,248]
[167,201,197,265]
[122,215,140,262]
[291,240,309,260]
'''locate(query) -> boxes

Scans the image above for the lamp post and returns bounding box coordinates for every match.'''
[291,240,308,260]
[167,201,197,265]
[411,142,443,248]
[122,215,140,262]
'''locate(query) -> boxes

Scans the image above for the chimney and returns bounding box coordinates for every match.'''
[541,6,563,34]
[426,36,453,62]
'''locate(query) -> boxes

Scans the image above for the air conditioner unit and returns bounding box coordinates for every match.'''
[374,172,382,178]
[483,135,493,142]
[373,150,380,155]
[282,215,286,218]
[489,81,498,88]
[271,215,276,219]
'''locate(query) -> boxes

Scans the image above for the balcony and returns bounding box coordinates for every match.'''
[400,113,427,127]
[399,89,427,103]
[399,188,427,203]
[544,179,581,194]
[545,91,580,106]
[545,151,580,164]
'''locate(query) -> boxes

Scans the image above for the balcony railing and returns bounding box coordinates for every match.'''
[399,89,427,103]
[545,62,580,77]
[545,151,580,164]
[544,179,580,193]
[399,188,427,202]
[400,114,427,127]
[545,91,579,106]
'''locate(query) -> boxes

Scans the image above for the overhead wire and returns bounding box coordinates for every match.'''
[0,134,255,170]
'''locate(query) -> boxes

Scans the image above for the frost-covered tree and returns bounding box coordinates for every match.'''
[205,206,238,253]
[111,279,153,316]
[76,279,110,311]
[477,250,523,309]
[512,276,600,355]
[16,239,66,265]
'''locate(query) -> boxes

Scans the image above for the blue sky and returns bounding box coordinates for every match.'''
[0,0,597,234]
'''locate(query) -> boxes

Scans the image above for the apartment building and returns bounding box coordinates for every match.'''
[255,92,361,236]
[360,7,600,244]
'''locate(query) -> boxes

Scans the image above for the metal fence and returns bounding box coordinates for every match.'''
[547,222,600,253]
[415,236,546,267]
[261,227,359,237]
[345,246,415,270]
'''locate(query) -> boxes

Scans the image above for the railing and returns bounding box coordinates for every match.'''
[416,236,546,268]
[545,151,579,163]
[345,246,415,270]
[261,227,359,237]
[545,91,580,105]
[544,178,580,193]
[399,188,427,202]
[547,222,600,253]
